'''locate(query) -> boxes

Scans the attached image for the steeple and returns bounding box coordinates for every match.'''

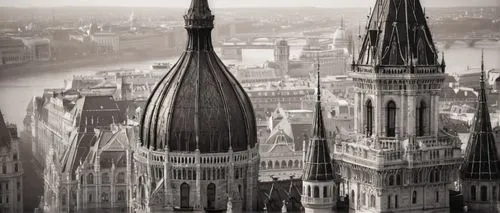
[303,59,333,181]
[184,0,215,50]
[460,50,500,180]
[357,0,438,66]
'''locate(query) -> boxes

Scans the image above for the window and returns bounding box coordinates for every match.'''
[396,174,401,185]
[388,175,394,186]
[62,192,67,205]
[436,191,439,203]
[117,172,125,183]
[323,186,328,198]
[416,101,427,136]
[117,191,125,201]
[362,193,366,206]
[101,192,109,202]
[412,191,417,204]
[481,186,488,201]
[471,186,477,201]
[102,173,110,184]
[366,100,373,136]
[386,101,397,137]
[395,195,398,208]
[87,173,94,184]
[13,154,17,161]
[307,185,311,197]
[388,195,391,209]
[14,164,18,172]
[313,186,319,198]
[2,164,6,174]
[370,194,376,208]
[88,193,93,202]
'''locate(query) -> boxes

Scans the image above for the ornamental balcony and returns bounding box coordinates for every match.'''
[301,196,335,205]
[349,65,445,79]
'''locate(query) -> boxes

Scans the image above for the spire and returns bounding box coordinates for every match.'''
[184,0,215,50]
[441,52,446,72]
[460,51,500,180]
[356,0,438,66]
[340,16,344,29]
[316,56,321,103]
[302,58,333,181]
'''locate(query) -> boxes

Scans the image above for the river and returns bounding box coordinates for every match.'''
[0,42,499,129]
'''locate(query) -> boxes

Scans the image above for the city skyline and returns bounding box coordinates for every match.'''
[0,0,498,8]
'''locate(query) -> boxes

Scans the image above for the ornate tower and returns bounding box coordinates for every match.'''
[301,63,336,213]
[134,0,260,212]
[334,0,462,212]
[460,52,500,213]
[274,39,290,77]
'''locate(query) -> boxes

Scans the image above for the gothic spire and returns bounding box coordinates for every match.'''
[460,50,500,180]
[357,0,438,66]
[303,59,333,181]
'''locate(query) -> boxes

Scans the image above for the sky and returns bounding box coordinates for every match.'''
[0,0,498,8]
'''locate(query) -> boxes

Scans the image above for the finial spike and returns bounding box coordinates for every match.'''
[481,49,485,83]
[316,55,321,102]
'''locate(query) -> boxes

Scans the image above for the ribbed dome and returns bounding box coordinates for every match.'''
[140,0,257,153]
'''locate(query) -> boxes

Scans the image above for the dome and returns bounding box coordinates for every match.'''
[140,0,257,153]
[333,28,347,42]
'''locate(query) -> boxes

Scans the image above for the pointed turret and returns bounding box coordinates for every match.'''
[303,60,333,181]
[357,0,438,66]
[461,50,500,180]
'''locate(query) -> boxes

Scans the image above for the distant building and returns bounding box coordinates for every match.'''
[0,110,23,213]
[90,33,120,54]
[0,37,29,65]
[21,38,51,61]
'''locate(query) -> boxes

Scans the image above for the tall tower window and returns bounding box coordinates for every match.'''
[386,101,397,137]
[366,100,374,136]
[471,185,476,201]
[412,191,417,204]
[416,101,427,136]
[388,195,391,209]
[313,186,320,198]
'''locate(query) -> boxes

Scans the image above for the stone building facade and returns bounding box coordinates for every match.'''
[333,0,463,212]
[0,111,23,213]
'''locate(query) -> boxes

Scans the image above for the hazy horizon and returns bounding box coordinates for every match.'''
[0,0,498,8]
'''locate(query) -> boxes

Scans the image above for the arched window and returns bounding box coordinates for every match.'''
[396,174,401,185]
[351,190,355,205]
[268,161,273,169]
[395,195,398,208]
[370,194,376,207]
[471,185,477,201]
[388,195,391,209]
[281,160,286,169]
[62,192,67,205]
[366,100,373,136]
[101,192,109,202]
[313,186,320,198]
[275,161,279,168]
[102,173,110,184]
[261,161,266,169]
[117,191,125,201]
[412,191,417,204]
[386,101,397,137]
[117,172,125,183]
[323,186,328,198]
[288,160,293,168]
[416,101,427,136]
[88,192,93,202]
[87,173,94,184]
[362,193,366,206]
[436,191,439,203]
[481,186,488,201]
[307,185,311,197]
[388,175,394,186]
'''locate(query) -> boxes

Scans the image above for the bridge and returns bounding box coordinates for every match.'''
[435,36,500,49]
[217,36,333,60]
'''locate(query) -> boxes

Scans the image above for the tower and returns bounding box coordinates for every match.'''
[301,61,336,213]
[335,0,463,212]
[274,39,290,77]
[460,51,500,213]
[135,0,259,212]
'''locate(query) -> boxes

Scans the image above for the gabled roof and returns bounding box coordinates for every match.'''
[461,53,500,180]
[357,0,439,66]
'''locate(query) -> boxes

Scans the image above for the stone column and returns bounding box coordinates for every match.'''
[95,154,101,210]
[164,149,173,210]
[195,149,202,210]
[407,95,416,137]
[354,92,360,133]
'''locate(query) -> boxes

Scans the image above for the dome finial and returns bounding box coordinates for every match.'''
[184,0,214,29]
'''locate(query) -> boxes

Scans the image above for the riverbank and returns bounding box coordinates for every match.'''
[0,49,183,80]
